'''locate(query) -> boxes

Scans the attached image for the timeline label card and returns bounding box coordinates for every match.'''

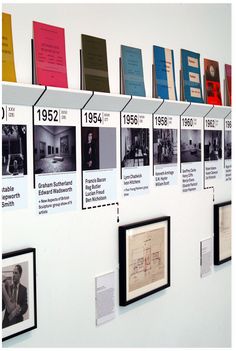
[121,113,152,197]
[224,118,231,182]
[200,238,213,278]
[34,107,77,215]
[82,110,118,208]
[95,272,115,326]
[153,115,179,187]
[204,118,223,184]
[181,116,202,192]
[2,105,29,210]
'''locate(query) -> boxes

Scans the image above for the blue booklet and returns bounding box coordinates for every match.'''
[121,45,146,96]
[153,45,177,100]
[181,49,204,103]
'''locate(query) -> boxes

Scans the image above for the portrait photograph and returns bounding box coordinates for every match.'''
[153,129,177,165]
[205,59,220,82]
[82,127,116,171]
[181,129,201,163]
[204,130,222,161]
[224,130,231,160]
[2,124,27,177]
[121,128,149,168]
[119,217,170,306]
[2,248,37,342]
[34,125,76,174]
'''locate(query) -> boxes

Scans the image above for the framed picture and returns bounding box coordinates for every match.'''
[214,201,231,265]
[119,216,170,306]
[2,248,37,342]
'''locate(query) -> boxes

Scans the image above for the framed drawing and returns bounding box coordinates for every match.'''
[119,216,170,306]
[214,201,231,265]
[2,248,37,342]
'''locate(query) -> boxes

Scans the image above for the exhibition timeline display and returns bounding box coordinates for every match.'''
[2,10,231,344]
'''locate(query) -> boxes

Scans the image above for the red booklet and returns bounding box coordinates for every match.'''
[204,59,222,105]
[33,21,68,88]
[225,64,231,106]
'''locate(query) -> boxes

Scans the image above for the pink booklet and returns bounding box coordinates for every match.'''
[33,21,68,88]
[225,64,231,106]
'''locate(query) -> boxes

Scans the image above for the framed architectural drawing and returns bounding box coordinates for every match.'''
[2,248,37,341]
[119,217,170,306]
[214,201,231,265]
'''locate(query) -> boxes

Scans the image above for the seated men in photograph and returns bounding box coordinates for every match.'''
[2,264,28,328]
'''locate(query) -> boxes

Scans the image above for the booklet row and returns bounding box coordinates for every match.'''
[2,13,231,107]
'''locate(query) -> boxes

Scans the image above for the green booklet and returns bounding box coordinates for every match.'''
[81,34,110,93]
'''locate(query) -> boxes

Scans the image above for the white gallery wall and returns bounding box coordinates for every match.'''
[2,3,231,348]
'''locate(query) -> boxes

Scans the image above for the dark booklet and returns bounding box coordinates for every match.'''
[81,34,110,93]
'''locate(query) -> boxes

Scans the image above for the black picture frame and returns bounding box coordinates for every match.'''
[119,216,170,306]
[214,201,231,265]
[2,248,37,342]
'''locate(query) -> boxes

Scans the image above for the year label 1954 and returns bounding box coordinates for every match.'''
[84,111,104,124]
[225,119,232,129]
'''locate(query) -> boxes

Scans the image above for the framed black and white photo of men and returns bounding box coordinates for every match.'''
[214,201,231,265]
[2,248,37,341]
[119,217,170,306]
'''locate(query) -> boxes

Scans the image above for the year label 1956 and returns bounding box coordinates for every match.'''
[122,114,139,126]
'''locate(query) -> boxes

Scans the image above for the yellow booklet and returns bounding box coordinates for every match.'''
[2,13,17,82]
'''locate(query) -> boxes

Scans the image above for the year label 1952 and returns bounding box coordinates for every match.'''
[36,108,59,122]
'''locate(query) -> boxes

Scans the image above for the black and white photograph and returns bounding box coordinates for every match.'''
[2,124,27,177]
[181,129,201,163]
[122,128,149,168]
[153,129,177,165]
[2,248,37,342]
[224,130,231,160]
[204,130,222,161]
[34,125,76,174]
[82,127,116,171]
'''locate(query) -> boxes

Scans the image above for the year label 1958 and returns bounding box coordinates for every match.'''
[154,115,168,127]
